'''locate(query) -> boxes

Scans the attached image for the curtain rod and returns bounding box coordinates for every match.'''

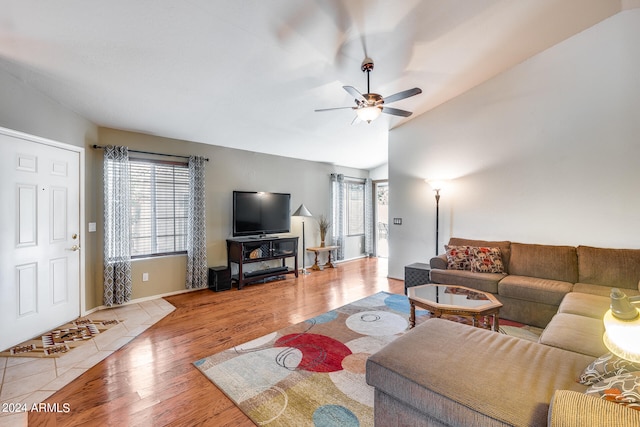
[92,145,209,162]
[331,173,367,181]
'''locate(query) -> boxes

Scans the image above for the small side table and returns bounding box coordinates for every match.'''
[408,284,502,331]
[404,262,431,294]
[306,246,340,270]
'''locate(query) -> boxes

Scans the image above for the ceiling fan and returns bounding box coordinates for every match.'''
[315,57,422,123]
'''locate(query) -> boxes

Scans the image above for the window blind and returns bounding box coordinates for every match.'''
[129,159,189,257]
[346,180,365,236]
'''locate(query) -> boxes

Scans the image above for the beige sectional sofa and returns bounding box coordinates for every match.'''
[429,238,640,328]
[366,238,640,426]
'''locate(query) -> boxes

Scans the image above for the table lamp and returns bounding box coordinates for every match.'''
[603,288,640,362]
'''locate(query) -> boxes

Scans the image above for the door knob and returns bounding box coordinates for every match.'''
[69,245,80,252]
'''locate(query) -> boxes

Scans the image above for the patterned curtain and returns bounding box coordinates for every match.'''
[103,145,132,306]
[330,173,345,260]
[364,178,374,256]
[186,156,208,289]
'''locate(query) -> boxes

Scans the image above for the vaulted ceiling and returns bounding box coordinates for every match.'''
[0,1,633,169]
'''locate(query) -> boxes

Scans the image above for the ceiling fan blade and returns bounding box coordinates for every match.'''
[343,85,365,101]
[381,106,413,117]
[383,87,422,104]
[315,106,356,112]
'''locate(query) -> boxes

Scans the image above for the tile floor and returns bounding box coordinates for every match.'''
[0,298,175,427]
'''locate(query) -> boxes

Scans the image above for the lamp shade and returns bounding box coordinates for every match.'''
[292,204,313,217]
[603,310,640,362]
[603,288,640,362]
[356,106,382,123]
[426,180,445,192]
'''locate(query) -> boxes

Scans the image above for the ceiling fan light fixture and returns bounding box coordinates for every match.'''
[356,105,382,123]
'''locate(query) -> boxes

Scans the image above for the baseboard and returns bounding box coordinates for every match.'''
[82,286,204,316]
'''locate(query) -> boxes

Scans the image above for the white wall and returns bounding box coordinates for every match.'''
[0,66,97,148]
[388,9,640,279]
[369,163,389,181]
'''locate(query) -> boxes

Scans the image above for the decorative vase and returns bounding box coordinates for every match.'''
[317,214,331,249]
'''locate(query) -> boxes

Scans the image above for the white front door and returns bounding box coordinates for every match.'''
[0,128,81,351]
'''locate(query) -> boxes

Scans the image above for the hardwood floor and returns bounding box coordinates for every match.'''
[30,258,403,426]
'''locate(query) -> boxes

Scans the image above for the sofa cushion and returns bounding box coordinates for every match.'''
[578,353,640,386]
[573,282,640,298]
[539,313,608,357]
[508,243,578,283]
[366,318,591,427]
[558,292,611,319]
[498,275,572,306]
[448,237,511,273]
[578,245,640,292]
[585,372,640,411]
[444,244,472,270]
[470,246,505,273]
[549,389,640,427]
[429,269,502,294]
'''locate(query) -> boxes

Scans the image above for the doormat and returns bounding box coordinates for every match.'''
[0,318,121,358]
[193,291,542,426]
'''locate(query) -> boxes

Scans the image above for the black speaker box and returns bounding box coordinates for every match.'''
[208,266,232,292]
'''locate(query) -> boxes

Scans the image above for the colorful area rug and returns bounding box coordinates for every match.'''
[193,291,541,426]
[0,318,120,358]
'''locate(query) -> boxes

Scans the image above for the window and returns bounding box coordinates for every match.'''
[346,180,365,236]
[129,159,189,257]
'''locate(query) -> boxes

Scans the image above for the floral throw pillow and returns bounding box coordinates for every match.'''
[445,245,472,270]
[585,371,640,411]
[578,353,640,386]
[470,247,505,273]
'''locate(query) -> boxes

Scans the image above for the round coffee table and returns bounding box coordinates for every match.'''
[408,284,503,331]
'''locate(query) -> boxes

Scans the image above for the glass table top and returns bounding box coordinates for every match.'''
[408,284,500,310]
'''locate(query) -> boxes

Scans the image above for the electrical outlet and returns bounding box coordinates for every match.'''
[393,218,402,225]
[142,273,149,282]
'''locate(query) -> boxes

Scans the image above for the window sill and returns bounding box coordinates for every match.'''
[131,252,187,262]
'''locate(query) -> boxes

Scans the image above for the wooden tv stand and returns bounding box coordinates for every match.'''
[226,236,299,290]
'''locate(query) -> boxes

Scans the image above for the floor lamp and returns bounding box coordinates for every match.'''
[292,204,313,274]
[427,181,443,257]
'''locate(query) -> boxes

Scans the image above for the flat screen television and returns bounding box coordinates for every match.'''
[232,191,291,237]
